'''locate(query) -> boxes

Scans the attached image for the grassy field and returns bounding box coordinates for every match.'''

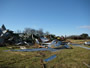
[0,45,90,68]
[0,40,90,68]
[67,39,90,44]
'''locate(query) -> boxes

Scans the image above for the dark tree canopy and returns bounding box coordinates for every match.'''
[80,33,89,39]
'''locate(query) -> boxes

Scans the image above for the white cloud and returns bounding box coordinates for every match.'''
[79,25,90,29]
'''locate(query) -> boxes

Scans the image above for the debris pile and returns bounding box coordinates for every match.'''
[0,24,72,50]
[0,24,13,46]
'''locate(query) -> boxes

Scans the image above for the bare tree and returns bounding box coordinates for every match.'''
[31,29,36,35]
[38,28,44,36]
[16,29,22,33]
[45,31,49,35]
[23,28,32,35]
[23,28,44,37]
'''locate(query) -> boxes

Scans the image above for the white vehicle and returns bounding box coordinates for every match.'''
[84,42,90,45]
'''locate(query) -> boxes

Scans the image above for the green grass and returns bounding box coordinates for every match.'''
[67,39,90,44]
[67,39,90,48]
[46,46,90,68]
[0,45,90,68]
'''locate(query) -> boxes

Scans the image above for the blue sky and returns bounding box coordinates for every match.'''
[0,0,90,36]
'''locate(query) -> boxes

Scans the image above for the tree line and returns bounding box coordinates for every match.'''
[16,28,50,37]
[66,33,90,40]
[16,28,90,40]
